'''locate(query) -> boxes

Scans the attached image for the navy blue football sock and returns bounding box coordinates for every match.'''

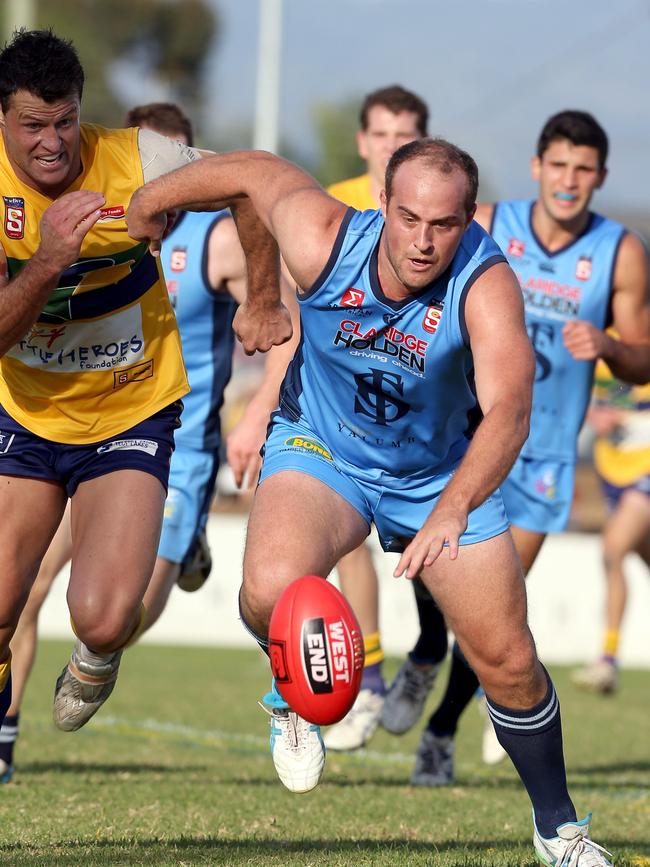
[410,578,448,665]
[0,712,18,766]
[428,641,479,737]
[0,674,11,730]
[486,669,576,838]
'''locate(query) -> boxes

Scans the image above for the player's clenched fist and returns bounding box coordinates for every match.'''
[125,188,168,256]
[233,300,293,355]
[562,319,612,361]
[35,190,105,273]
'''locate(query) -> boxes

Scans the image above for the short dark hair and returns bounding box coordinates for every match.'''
[385,138,478,216]
[0,29,84,112]
[360,85,429,137]
[124,102,194,147]
[537,110,609,170]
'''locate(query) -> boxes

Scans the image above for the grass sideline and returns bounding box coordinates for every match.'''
[0,640,648,866]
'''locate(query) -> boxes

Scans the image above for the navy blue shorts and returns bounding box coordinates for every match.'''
[0,401,182,496]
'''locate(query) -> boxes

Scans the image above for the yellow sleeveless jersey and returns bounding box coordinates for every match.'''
[592,358,650,485]
[327,174,376,210]
[0,123,188,444]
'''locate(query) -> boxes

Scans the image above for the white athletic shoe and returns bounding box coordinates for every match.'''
[323,688,384,751]
[262,683,325,794]
[0,757,14,784]
[410,729,454,786]
[477,695,507,765]
[53,640,122,732]
[533,813,613,866]
[381,658,440,734]
[571,659,618,695]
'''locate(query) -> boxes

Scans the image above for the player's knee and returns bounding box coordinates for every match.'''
[69,598,137,652]
[472,633,536,689]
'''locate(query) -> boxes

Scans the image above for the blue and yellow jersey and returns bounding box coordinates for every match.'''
[0,123,188,443]
[327,174,376,211]
[592,356,650,485]
[489,200,625,463]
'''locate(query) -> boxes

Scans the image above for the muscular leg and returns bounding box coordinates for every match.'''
[0,508,72,777]
[0,477,67,727]
[422,531,576,837]
[241,471,369,640]
[67,470,166,650]
[141,557,181,632]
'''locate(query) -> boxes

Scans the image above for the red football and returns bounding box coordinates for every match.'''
[268,575,364,726]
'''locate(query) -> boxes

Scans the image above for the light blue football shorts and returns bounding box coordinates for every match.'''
[259,417,509,553]
[158,445,220,564]
[500,455,575,534]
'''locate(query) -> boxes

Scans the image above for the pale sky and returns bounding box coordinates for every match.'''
[204,0,650,218]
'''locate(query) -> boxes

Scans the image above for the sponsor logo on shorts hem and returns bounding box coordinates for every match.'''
[96,438,159,456]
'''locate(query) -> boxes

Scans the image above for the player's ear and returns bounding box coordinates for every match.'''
[595,167,608,190]
[530,155,541,182]
[379,188,387,217]
[357,129,368,161]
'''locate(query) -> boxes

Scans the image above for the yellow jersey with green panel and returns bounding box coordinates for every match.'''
[0,123,188,444]
[592,358,650,486]
[327,174,376,211]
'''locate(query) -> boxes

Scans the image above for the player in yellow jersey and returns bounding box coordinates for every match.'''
[0,30,288,737]
[572,353,650,693]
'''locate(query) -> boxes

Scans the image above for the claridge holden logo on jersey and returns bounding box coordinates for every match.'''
[96,439,159,456]
[3,196,25,240]
[334,319,428,375]
[302,617,353,694]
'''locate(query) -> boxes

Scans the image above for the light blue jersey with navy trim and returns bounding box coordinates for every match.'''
[490,200,625,462]
[162,210,237,451]
[278,208,506,481]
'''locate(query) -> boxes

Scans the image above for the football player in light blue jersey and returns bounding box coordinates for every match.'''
[128,137,616,864]
[388,111,650,839]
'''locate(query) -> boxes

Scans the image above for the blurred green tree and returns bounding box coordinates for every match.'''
[30,0,217,130]
[312,97,364,187]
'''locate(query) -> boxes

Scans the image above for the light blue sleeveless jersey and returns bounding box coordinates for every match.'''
[162,210,237,451]
[278,208,506,481]
[490,201,625,462]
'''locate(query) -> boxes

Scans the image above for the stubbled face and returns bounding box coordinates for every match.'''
[532,138,606,226]
[357,105,422,189]
[380,158,474,297]
[0,89,82,197]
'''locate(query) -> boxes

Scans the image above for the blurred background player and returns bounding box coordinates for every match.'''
[572,351,650,694]
[0,100,282,782]
[380,110,650,785]
[322,85,451,753]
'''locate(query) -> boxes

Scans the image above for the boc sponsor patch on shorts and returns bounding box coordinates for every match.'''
[283,436,333,461]
[97,438,159,456]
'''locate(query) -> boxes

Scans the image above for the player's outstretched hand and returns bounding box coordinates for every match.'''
[35,190,105,272]
[233,300,293,355]
[126,190,168,256]
[562,320,611,361]
[394,507,468,580]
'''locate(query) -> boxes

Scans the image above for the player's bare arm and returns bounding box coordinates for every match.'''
[227,266,301,489]
[395,262,534,579]
[563,232,650,383]
[127,150,349,292]
[0,189,105,356]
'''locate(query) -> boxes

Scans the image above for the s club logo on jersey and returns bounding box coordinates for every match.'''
[170,248,188,273]
[3,196,25,240]
[575,256,592,281]
[353,368,410,426]
[422,301,444,335]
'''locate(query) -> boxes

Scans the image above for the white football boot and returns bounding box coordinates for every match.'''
[53,640,122,731]
[533,813,613,866]
[381,658,440,734]
[477,694,507,765]
[323,688,384,751]
[571,659,618,695]
[261,681,325,794]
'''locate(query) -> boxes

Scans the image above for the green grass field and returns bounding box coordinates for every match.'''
[1,640,648,866]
